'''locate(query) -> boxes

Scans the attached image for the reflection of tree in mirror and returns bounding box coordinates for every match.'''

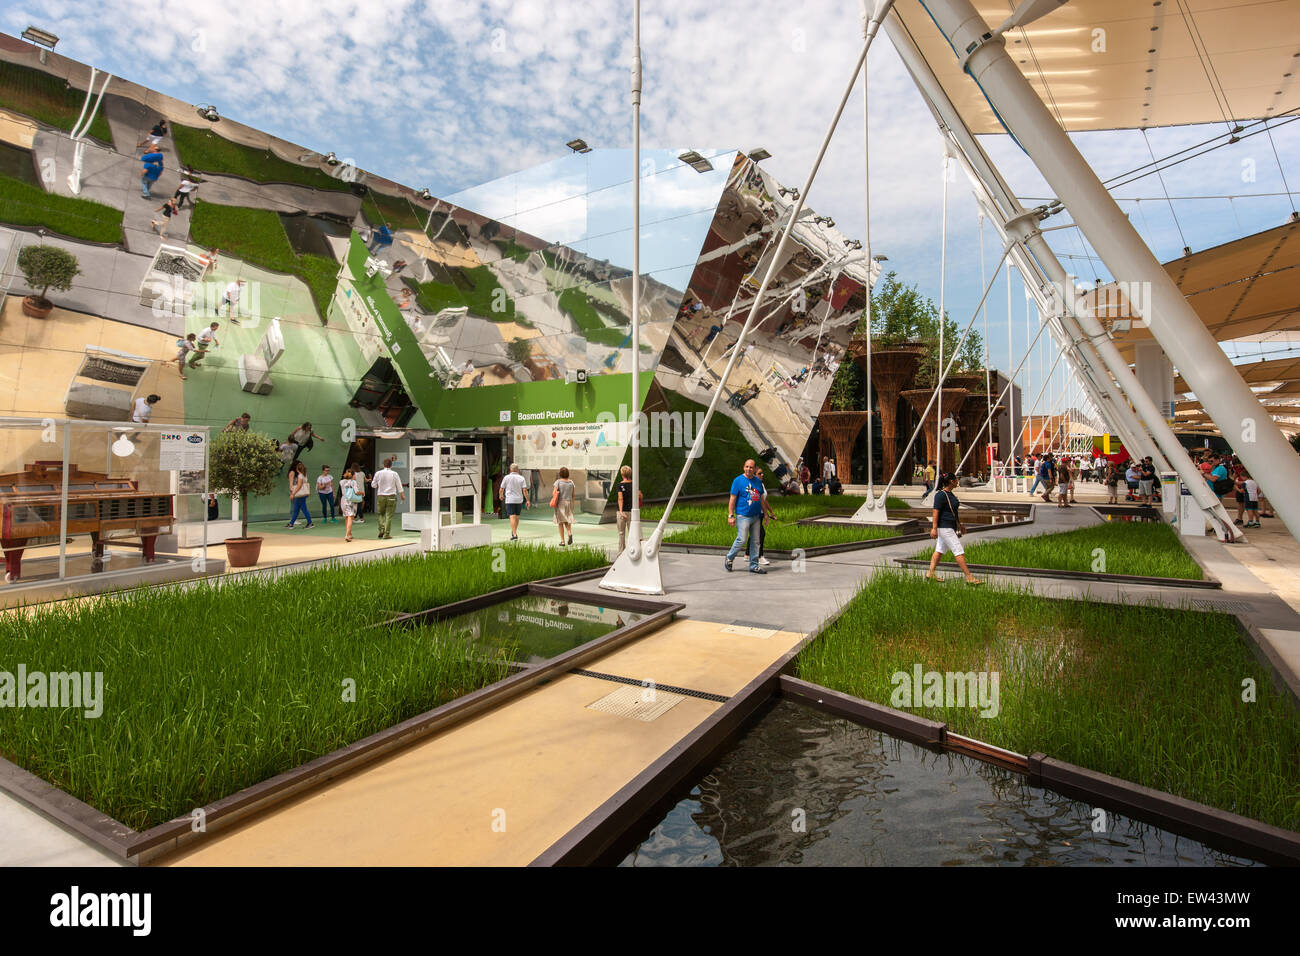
[506,337,533,364]
[492,239,534,263]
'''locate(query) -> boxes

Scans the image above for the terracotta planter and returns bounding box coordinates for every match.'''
[224,536,263,568]
[22,296,53,319]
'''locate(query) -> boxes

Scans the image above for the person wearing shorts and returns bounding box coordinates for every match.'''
[500,463,529,540]
[925,473,981,585]
[189,322,219,368]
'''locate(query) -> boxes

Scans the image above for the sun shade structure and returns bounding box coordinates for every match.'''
[1088,221,1300,361]
[891,0,1300,133]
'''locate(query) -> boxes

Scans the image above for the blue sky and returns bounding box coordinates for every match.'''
[8,0,1298,415]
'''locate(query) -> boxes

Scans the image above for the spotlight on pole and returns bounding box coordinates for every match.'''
[566,138,592,154]
[678,150,714,173]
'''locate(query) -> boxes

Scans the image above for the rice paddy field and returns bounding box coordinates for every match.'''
[642,495,910,551]
[922,521,1204,580]
[798,570,1300,830]
[0,545,606,830]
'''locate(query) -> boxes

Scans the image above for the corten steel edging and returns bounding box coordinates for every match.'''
[0,755,136,861]
[529,646,803,867]
[777,676,944,746]
[892,558,1221,589]
[131,592,684,861]
[944,732,1029,773]
[1026,754,1300,866]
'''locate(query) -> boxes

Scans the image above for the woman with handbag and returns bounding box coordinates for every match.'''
[339,468,362,542]
[552,466,576,546]
[287,461,314,528]
[925,473,981,585]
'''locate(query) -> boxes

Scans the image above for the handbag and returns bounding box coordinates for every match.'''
[343,482,363,504]
[549,487,560,508]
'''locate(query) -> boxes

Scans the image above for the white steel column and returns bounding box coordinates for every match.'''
[927,0,1285,539]
[884,8,1236,538]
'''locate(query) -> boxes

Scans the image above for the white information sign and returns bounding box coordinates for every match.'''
[159,431,207,471]
[512,421,629,470]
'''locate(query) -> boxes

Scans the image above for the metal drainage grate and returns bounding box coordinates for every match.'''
[571,669,730,703]
[586,684,684,722]
[1188,600,1256,613]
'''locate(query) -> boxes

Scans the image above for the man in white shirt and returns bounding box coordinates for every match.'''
[189,322,220,368]
[371,457,406,539]
[822,456,836,494]
[222,279,245,324]
[132,394,160,423]
[499,463,529,541]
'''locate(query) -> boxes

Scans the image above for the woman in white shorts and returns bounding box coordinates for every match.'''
[925,473,982,585]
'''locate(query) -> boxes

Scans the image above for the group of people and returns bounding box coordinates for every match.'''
[792,456,841,495]
[1197,452,1272,528]
[282,454,406,540]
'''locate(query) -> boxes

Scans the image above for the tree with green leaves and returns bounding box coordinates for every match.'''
[209,430,283,539]
[18,244,80,308]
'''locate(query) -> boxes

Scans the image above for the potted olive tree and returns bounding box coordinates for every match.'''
[209,429,283,568]
[18,245,80,319]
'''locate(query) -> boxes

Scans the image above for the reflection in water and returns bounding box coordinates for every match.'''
[438,594,642,665]
[622,700,1259,867]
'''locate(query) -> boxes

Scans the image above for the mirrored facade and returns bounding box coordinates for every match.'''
[0,38,874,524]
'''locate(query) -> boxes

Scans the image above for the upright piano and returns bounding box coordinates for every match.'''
[0,461,174,581]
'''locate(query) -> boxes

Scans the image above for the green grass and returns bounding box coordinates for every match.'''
[171,124,353,191]
[558,287,628,348]
[0,545,607,830]
[0,174,123,243]
[189,201,338,319]
[0,62,114,145]
[411,265,516,320]
[642,495,905,550]
[363,190,425,231]
[797,570,1300,831]
[920,521,1204,580]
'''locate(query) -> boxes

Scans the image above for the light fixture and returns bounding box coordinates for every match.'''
[21,25,57,63]
[747,147,772,162]
[323,151,340,166]
[872,254,889,262]
[843,239,862,250]
[678,150,714,173]
[195,104,220,122]
[566,138,592,154]
[778,186,800,200]
[418,188,432,201]
[813,215,835,227]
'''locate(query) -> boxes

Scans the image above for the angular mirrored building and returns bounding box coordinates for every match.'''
[0,37,875,526]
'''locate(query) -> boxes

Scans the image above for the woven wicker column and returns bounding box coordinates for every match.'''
[849,341,926,485]
[817,411,870,487]
[902,387,969,475]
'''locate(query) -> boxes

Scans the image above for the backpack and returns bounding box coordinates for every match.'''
[1212,476,1235,496]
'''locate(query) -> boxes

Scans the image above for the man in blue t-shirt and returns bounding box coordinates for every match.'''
[725,459,767,574]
